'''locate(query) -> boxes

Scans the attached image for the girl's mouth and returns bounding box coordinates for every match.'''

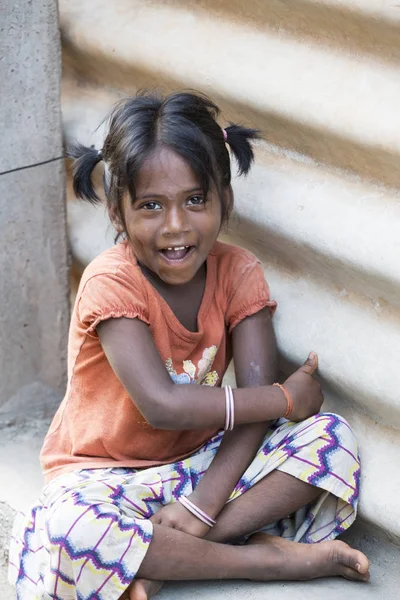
[159,245,195,263]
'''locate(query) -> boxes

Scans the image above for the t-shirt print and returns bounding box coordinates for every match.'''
[166,345,219,386]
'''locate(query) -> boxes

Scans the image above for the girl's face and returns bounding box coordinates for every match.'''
[118,146,225,286]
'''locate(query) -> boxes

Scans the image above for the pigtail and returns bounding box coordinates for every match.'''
[224,124,261,176]
[67,142,103,204]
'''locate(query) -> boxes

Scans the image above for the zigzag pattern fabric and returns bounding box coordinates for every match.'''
[9,412,360,600]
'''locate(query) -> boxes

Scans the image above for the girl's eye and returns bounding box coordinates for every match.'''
[186,195,205,206]
[142,201,162,211]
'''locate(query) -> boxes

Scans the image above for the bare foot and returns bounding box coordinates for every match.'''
[128,578,164,600]
[247,533,370,582]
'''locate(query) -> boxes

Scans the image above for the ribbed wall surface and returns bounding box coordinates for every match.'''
[60,0,400,541]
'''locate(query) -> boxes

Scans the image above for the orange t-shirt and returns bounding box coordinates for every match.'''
[41,240,276,482]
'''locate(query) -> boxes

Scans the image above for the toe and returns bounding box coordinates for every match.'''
[331,541,369,574]
[354,553,370,575]
[129,581,148,600]
[341,565,371,582]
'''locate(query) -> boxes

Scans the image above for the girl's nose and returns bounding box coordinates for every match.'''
[162,206,190,236]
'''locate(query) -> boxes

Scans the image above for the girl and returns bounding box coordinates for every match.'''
[9,91,369,600]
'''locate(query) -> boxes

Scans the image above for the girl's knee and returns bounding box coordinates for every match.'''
[46,497,97,539]
[316,411,351,428]
[314,412,358,448]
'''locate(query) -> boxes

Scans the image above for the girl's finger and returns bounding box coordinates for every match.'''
[298,352,318,375]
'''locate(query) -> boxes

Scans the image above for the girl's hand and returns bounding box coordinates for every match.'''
[150,500,211,538]
[283,352,323,422]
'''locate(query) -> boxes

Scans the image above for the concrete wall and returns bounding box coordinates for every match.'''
[0,0,69,419]
[59,0,400,542]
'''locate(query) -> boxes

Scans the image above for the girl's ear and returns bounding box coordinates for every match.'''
[222,185,234,221]
[108,204,125,233]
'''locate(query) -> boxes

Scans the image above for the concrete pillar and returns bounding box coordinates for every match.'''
[0,0,69,419]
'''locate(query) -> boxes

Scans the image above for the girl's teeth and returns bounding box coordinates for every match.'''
[166,246,188,251]
[161,246,192,261]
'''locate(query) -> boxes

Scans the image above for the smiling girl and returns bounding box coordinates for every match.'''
[9,91,369,600]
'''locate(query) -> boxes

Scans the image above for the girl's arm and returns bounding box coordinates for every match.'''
[186,307,278,517]
[150,309,318,535]
[97,315,321,428]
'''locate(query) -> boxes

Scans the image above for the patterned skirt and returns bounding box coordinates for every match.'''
[9,412,360,600]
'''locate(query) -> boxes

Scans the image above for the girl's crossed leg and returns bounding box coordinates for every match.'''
[129,413,367,599]
[129,474,369,600]
[129,472,369,600]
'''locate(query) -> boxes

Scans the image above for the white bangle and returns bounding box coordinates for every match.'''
[179,496,216,527]
[224,385,230,430]
[228,385,234,430]
[224,385,235,431]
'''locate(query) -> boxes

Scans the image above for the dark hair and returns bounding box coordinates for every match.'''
[68,90,260,235]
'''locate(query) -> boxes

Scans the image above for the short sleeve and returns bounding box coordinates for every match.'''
[77,270,150,338]
[225,259,277,333]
